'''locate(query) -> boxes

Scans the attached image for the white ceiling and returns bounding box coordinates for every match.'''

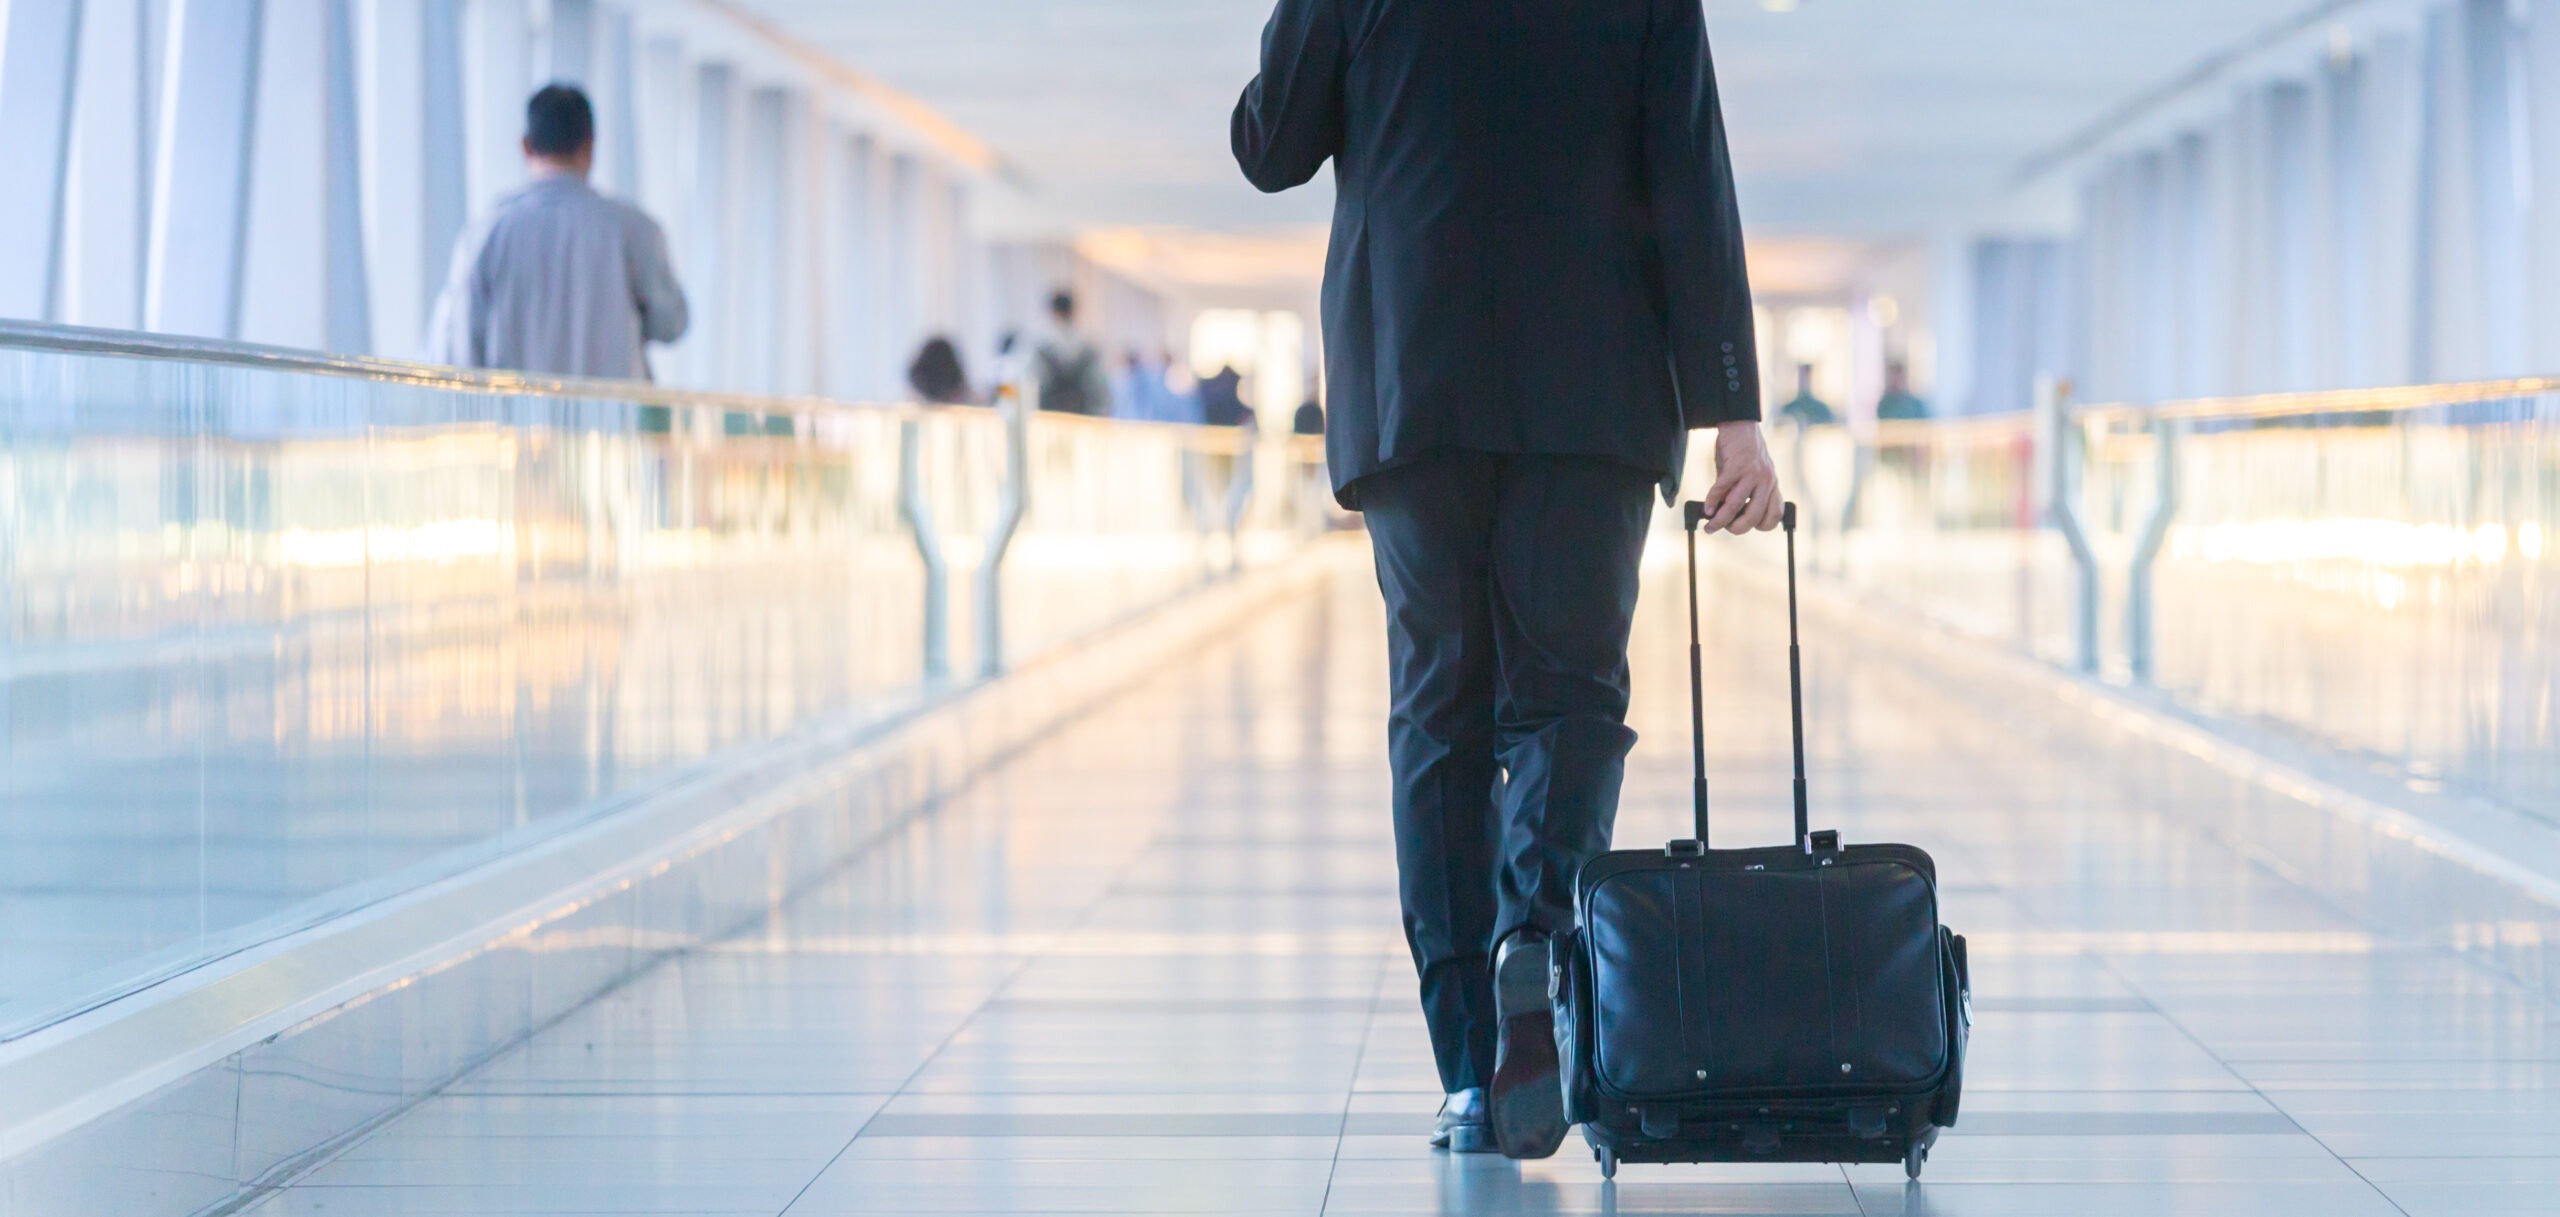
[730,0,2334,279]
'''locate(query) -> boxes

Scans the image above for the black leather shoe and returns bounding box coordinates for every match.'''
[1488,930,1568,1159]
[1429,1087,1494,1153]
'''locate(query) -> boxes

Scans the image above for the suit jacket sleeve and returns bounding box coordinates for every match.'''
[630,213,690,346]
[1231,0,1346,193]
[1645,0,1761,428]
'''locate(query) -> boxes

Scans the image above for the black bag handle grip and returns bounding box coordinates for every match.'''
[1680,500,1807,851]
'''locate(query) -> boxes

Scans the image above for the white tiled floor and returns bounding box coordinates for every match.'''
[246,562,2560,1216]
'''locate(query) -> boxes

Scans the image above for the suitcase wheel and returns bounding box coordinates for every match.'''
[1903,1138,1929,1180]
[1596,1145,1618,1180]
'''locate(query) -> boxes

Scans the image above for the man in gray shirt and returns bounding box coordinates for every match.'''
[426,84,687,380]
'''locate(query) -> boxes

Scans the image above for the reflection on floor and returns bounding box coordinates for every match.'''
[244,558,2560,1216]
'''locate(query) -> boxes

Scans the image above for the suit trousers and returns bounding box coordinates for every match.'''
[1361,449,1658,1093]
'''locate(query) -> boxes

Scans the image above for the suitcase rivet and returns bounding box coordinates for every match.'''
[1840,1062,1853,1073]
[1695,1069,1707,1080]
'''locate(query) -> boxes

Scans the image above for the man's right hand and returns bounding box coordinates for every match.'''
[1701,421,1784,534]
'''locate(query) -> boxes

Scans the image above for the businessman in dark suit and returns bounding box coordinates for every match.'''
[1234,0,1780,1160]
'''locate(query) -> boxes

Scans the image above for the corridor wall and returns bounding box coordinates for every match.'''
[2074,0,2560,403]
[0,0,996,401]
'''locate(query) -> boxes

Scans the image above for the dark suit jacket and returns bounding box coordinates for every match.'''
[1234,0,1761,508]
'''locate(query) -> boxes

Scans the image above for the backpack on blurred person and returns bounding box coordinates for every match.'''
[1037,345,1103,414]
[1031,288,1112,415]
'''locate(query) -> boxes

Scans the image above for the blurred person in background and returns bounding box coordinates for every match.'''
[907,336,975,405]
[1777,363,1838,427]
[1160,351,1205,424]
[1111,353,1172,422]
[1293,398,1325,436]
[427,84,687,380]
[1874,360,1929,421]
[1029,289,1111,415]
[1112,350,1151,419]
[1198,364,1253,428]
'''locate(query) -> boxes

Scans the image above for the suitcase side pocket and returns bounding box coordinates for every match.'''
[1935,929,1969,1126]
[1553,926,1594,1124]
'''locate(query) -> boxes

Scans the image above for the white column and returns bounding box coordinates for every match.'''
[863,137,899,398]
[63,0,147,329]
[828,131,879,399]
[2224,87,2274,393]
[949,175,988,372]
[239,0,369,353]
[145,0,263,339]
[776,94,818,394]
[2416,4,2467,382]
[2167,133,2214,399]
[320,0,368,352]
[590,3,636,198]
[465,0,529,213]
[0,0,87,320]
[681,61,734,387]
[359,0,419,348]
[1968,241,2018,416]
[2319,51,2370,388]
[2363,30,2427,387]
[545,0,589,84]
[735,84,788,394]
[239,0,324,347]
[2206,103,2253,394]
[2074,167,2120,403]
[2458,0,2527,378]
[885,151,923,391]
[2128,150,2172,403]
[2265,81,2316,391]
[2528,1,2560,373]
[1926,232,1974,413]
[633,34,682,223]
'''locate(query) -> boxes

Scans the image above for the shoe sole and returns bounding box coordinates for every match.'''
[1489,941,1568,1159]
[1443,1122,1498,1154]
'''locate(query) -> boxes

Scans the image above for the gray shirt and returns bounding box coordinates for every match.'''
[425,174,688,381]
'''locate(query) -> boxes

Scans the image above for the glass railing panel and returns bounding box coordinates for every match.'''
[2135,394,2560,817]
[0,327,1327,1039]
[1721,383,2560,827]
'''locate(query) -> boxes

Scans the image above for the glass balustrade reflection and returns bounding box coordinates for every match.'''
[1736,389,2560,825]
[0,339,1298,1039]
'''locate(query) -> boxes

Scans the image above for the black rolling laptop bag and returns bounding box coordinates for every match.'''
[1550,502,1970,1180]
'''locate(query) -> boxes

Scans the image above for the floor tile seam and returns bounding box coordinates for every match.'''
[1928,715,2415,1212]
[2077,949,2420,1217]
[780,755,1243,1213]
[764,794,1184,1210]
[1315,957,1393,1216]
[770,927,1069,1214]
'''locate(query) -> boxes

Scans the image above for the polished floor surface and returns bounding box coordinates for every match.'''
[244,554,2560,1216]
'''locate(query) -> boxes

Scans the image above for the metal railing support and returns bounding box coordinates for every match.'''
[896,416,950,682]
[977,389,1029,677]
[1219,431,1257,574]
[2037,375,2101,674]
[1837,437,1875,556]
[2125,418,2179,684]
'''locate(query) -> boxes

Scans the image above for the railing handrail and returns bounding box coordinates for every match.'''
[2079,376,2560,427]
[1828,376,2560,443]
[0,318,1270,447]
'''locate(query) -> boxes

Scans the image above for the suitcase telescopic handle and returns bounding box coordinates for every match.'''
[1680,499,1810,852]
